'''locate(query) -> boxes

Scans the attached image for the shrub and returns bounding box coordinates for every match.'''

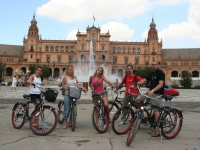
[171,84,179,88]
[193,85,200,89]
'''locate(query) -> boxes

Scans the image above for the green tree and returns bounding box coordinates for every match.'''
[135,67,153,78]
[0,61,6,79]
[41,64,50,81]
[180,71,192,88]
[28,64,37,75]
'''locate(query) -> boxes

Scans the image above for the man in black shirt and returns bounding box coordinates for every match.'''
[136,60,165,137]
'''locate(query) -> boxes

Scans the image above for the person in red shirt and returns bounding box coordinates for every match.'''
[116,64,143,106]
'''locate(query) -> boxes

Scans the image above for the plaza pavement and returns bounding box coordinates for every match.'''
[0,85,199,150]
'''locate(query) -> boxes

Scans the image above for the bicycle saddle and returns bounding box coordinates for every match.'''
[162,94,173,101]
[23,94,30,99]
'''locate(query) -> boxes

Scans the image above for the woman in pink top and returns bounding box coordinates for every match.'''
[89,67,116,122]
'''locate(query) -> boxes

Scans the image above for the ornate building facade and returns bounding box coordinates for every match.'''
[0,14,200,83]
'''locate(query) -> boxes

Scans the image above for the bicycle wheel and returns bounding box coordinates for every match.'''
[126,116,142,146]
[161,108,183,139]
[108,102,119,120]
[91,105,109,133]
[71,105,77,131]
[30,106,57,136]
[112,107,134,135]
[11,103,26,129]
[57,101,64,124]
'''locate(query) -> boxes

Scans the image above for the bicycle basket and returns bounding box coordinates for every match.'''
[45,88,59,102]
[68,86,82,99]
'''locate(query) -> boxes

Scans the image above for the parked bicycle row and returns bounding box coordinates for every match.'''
[11,62,183,147]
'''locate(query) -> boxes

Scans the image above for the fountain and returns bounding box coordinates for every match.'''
[60,40,121,84]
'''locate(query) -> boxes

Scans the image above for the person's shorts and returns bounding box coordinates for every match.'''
[30,94,41,102]
[92,92,108,103]
[137,93,162,112]
[123,95,141,108]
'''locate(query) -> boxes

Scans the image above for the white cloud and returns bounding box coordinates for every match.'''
[66,22,134,41]
[66,29,78,40]
[101,22,134,41]
[142,0,200,42]
[158,0,185,6]
[36,0,149,22]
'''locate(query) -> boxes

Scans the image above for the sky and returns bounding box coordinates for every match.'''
[0,0,200,48]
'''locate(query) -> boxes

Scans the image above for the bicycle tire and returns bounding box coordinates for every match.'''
[71,105,77,131]
[57,101,64,124]
[112,107,135,135]
[91,105,109,133]
[30,105,57,136]
[161,108,183,139]
[108,102,119,120]
[11,103,26,129]
[126,117,142,146]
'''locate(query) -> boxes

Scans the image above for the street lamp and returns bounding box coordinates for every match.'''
[47,58,50,66]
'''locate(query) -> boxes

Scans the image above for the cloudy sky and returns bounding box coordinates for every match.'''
[0,0,199,48]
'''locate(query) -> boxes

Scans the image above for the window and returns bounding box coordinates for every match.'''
[135,57,139,64]
[102,45,104,50]
[57,55,61,63]
[118,47,121,53]
[65,46,69,52]
[68,56,72,64]
[123,47,126,53]
[113,56,117,65]
[45,46,49,52]
[60,46,64,52]
[56,46,59,52]
[124,56,128,64]
[102,55,105,61]
[50,46,54,52]
[82,45,84,50]
[137,48,141,53]
[132,48,135,53]
[128,48,130,53]
[113,47,116,53]
[70,46,74,52]
[30,54,33,58]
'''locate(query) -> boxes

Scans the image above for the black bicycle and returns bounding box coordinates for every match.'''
[126,85,183,146]
[11,85,58,136]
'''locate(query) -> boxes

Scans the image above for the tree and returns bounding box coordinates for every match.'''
[28,64,37,75]
[41,64,50,81]
[0,61,6,79]
[135,67,153,78]
[180,71,192,88]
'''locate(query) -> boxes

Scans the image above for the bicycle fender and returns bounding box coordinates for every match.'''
[12,102,26,110]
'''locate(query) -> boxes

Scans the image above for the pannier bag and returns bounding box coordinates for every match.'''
[45,88,59,102]
[69,86,82,99]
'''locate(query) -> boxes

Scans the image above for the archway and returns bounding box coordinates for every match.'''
[171,71,178,77]
[192,71,199,77]
[6,67,13,76]
[54,68,60,78]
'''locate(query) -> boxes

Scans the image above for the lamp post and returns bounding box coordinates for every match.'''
[47,58,50,66]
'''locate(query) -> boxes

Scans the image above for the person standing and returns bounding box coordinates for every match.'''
[136,60,165,137]
[27,66,43,127]
[89,67,116,123]
[61,65,87,129]
[0,77,2,90]
[115,64,143,107]
[11,76,17,91]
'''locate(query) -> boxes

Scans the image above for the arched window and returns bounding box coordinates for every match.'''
[71,46,74,52]
[45,46,49,51]
[118,69,123,78]
[65,46,69,52]
[102,55,106,61]
[118,47,121,53]
[50,46,54,52]
[192,71,199,77]
[171,71,178,77]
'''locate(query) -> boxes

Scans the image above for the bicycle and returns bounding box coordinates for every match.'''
[57,87,85,131]
[111,90,138,135]
[108,90,125,120]
[11,84,58,136]
[126,84,183,146]
[91,88,112,133]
